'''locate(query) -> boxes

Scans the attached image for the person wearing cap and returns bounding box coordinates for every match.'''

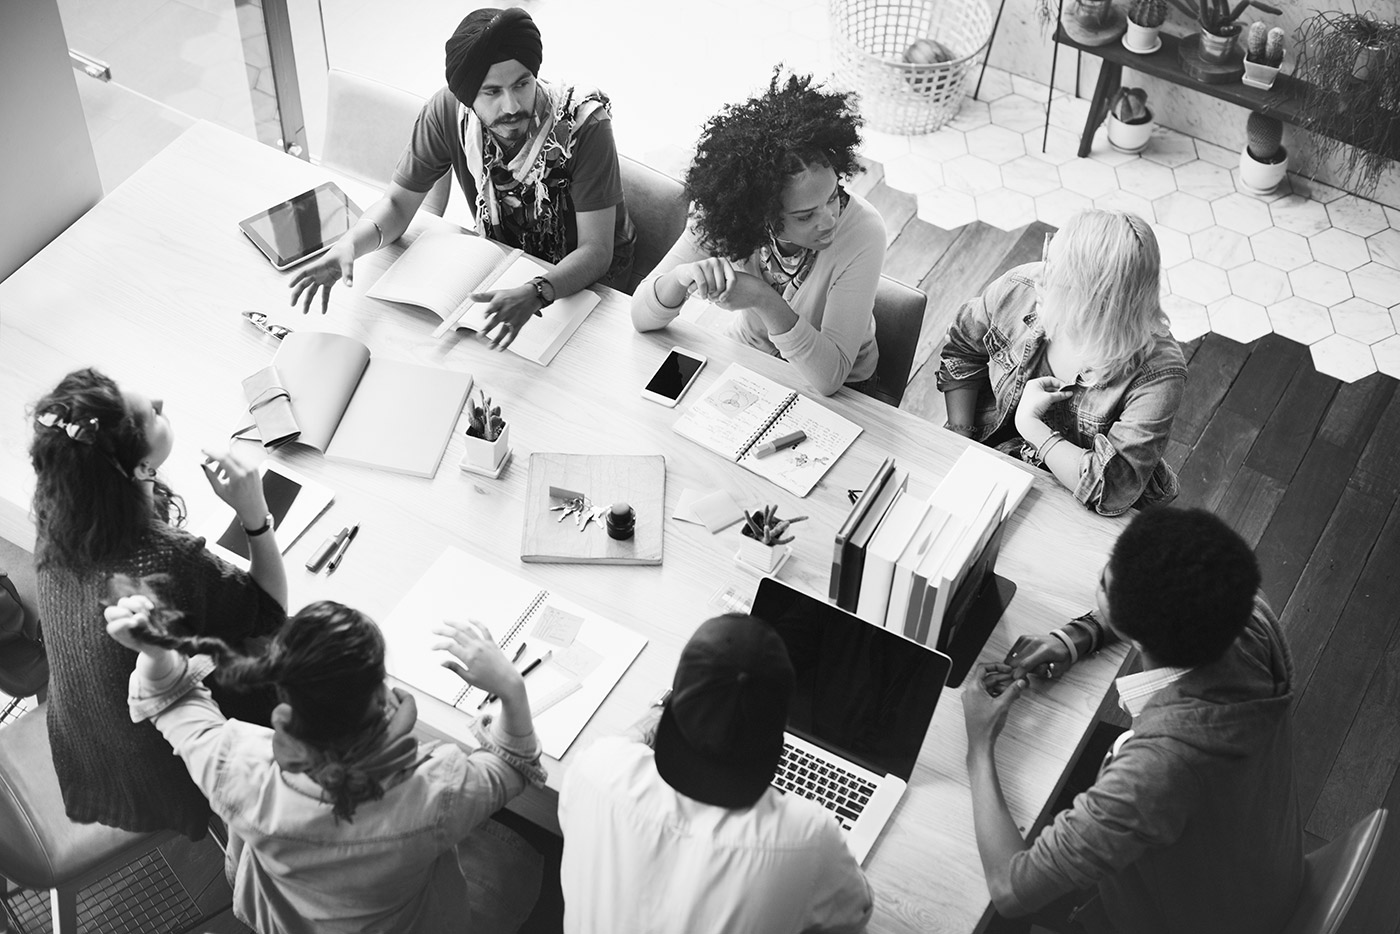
[962,508,1303,933]
[558,614,873,933]
[290,6,634,353]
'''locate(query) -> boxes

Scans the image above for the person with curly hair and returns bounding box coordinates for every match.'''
[30,367,287,839]
[632,71,884,396]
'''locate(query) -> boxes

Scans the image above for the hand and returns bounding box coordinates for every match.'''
[707,270,771,312]
[1015,376,1073,437]
[963,664,1027,753]
[103,594,156,653]
[1005,634,1072,681]
[671,257,736,303]
[200,449,267,527]
[475,283,543,350]
[288,239,355,315]
[432,619,526,700]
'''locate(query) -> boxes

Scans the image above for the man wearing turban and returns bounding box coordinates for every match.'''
[291,7,634,352]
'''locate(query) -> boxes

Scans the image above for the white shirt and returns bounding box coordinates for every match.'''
[558,737,873,934]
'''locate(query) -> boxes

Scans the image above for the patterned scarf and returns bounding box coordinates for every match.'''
[756,188,849,302]
[460,80,608,263]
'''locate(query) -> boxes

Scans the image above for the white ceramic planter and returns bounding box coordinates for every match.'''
[1239,146,1288,195]
[463,422,509,471]
[1242,59,1280,89]
[1107,111,1154,153]
[737,535,784,572]
[1124,20,1160,52]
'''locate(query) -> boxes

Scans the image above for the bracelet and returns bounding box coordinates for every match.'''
[945,422,976,434]
[653,276,684,310]
[1071,612,1108,653]
[530,276,555,308]
[367,218,385,251]
[1063,619,1096,658]
[243,513,274,537]
[1035,431,1064,465]
[1049,628,1079,665]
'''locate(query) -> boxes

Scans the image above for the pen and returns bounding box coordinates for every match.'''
[325,522,360,574]
[306,526,348,572]
[519,650,552,680]
[753,429,807,458]
[478,645,544,709]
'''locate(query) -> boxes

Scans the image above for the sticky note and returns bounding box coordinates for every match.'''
[532,605,584,647]
[692,489,746,533]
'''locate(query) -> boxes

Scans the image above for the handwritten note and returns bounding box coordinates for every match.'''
[552,642,603,680]
[532,605,584,647]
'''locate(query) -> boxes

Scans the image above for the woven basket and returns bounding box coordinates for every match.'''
[831,0,995,135]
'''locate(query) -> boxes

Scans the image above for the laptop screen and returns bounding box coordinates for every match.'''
[752,578,951,781]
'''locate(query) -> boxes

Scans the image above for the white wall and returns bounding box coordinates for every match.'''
[0,0,102,283]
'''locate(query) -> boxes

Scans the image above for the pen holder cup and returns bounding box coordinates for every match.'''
[463,424,510,471]
[737,536,785,572]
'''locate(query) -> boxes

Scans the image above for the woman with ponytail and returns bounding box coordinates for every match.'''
[30,367,288,839]
[104,589,546,934]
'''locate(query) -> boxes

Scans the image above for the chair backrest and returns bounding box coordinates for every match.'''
[0,536,47,705]
[322,68,449,217]
[1282,808,1388,934]
[618,155,688,294]
[857,275,928,408]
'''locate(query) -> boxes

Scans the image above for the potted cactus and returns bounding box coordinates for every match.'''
[738,505,807,572]
[1125,0,1166,53]
[462,389,509,472]
[1239,112,1288,194]
[1064,0,1128,47]
[1242,22,1286,88]
[1105,87,1154,153]
[1166,0,1282,63]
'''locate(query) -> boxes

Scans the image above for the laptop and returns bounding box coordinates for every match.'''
[752,578,953,864]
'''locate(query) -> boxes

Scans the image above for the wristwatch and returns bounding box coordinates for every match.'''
[529,276,555,308]
[243,513,275,537]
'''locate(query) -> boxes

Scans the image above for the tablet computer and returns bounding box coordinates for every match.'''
[238,182,362,270]
[200,462,334,569]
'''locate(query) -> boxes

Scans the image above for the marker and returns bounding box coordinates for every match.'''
[519,650,552,680]
[478,644,543,709]
[753,429,807,458]
[306,526,348,572]
[325,523,360,573]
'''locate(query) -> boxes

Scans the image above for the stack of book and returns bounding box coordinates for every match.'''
[830,447,1033,654]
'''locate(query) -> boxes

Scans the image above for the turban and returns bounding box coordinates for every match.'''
[444,7,543,105]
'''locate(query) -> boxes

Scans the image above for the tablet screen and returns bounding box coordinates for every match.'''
[239,183,361,269]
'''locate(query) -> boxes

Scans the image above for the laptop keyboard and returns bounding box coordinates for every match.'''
[774,742,877,831]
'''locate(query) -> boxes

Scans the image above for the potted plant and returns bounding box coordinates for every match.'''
[462,389,509,472]
[1166,0,1281,63]
[1242,22,1286,89]
[1063,0,1128,46]
[1238,112,1288,194]
[738,505,807,572]
[1105,87,1154,153]
[1125,0,1166,53]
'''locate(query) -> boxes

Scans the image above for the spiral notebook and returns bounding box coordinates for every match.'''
[673,363,862,497]
[381,547,647,758]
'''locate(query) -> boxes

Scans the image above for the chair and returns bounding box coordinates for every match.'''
[321,68,449,218]
[854,275,928,408]
[0,541,47,721]
[618,155,688,294]
[1282,808,1388,934]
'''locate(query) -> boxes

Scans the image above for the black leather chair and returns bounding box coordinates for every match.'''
[854,276,928,408]
[1282,808,1388,934]
[618,155,688,295]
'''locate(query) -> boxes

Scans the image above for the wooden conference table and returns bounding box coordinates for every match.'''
[0,122,1128,933]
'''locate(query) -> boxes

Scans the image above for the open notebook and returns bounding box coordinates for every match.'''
[381,547,647,759]
[673,363,862,497]
[368,231,600,366]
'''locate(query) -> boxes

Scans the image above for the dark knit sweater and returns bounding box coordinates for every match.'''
[38,522,284,839]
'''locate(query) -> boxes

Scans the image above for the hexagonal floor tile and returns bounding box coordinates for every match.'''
[1269,296,1335,345]
[1154,225,1192,268]
[1270,196,1332,237]
[1208,296,1272,343]
[1367,228,1400,270]
[1115,159,1179,201]
[1190,226,1254,269]
[1174,160,1236,202]
[1025,126,1084,166]
[882,154,944,195]
[1228,262,1291,306]
[1162,294,1211,342]
[1250,227,1312,271]
[975,189,1037,231]
[1373,335,1400,379]
[975,67,1015,101]
[1194,139,1238,168]
[1034,188,1093,227]
[1047,94,1092,133]
[1310,334,1378,382]
[1059,158,1121,199]
[948,99,992,132]
[1289,175,1347,203]
[917,189,978,229]
[1092,190,1153,223]
[1349,262,1400,307]
[1084,131,1138,168]
[1168,259,1232,305]
[1154,191,1215,235]
[988,95,1046,134]
[861,130,910,165]
[1012,74,1051,98]
[965,124,1027,165]
[941,154,1003,196]
[1212,192,1274,236]
[1326,194,1389,237]
[909,129,969,162]
[1142,128,1198,168]
[1290,262,1354,306]
[1307,228,1370,271]
[1002,155,1061,197]
[1330,297,1396,344]
[1230,167,1292,202]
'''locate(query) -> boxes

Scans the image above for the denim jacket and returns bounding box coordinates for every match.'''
[936,264,1186,517]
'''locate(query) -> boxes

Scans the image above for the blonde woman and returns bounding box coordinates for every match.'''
[937,210,1186,516]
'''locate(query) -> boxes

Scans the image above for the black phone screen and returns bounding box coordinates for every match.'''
[645,350,705,400]
[215,469,301,560]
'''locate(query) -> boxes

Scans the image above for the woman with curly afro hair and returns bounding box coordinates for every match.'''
[632,70,884,396]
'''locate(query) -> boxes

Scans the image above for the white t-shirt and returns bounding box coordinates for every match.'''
[558,736,873,934]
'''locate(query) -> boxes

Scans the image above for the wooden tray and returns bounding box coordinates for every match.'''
[520,453,665,565]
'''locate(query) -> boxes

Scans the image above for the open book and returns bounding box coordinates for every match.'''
[381,547,647,759]
[674,363,862,497]
[245,331,473,478]
[368,232,600,366]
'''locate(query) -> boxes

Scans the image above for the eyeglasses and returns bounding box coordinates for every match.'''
[35,405,99,445]
[242,311,292,341]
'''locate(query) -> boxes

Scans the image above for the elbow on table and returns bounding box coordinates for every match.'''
[987,875,1029,919]
[629,290,671,332]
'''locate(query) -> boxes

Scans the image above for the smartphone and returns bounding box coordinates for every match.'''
[214,468,302,561]
[641,347,707,407]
